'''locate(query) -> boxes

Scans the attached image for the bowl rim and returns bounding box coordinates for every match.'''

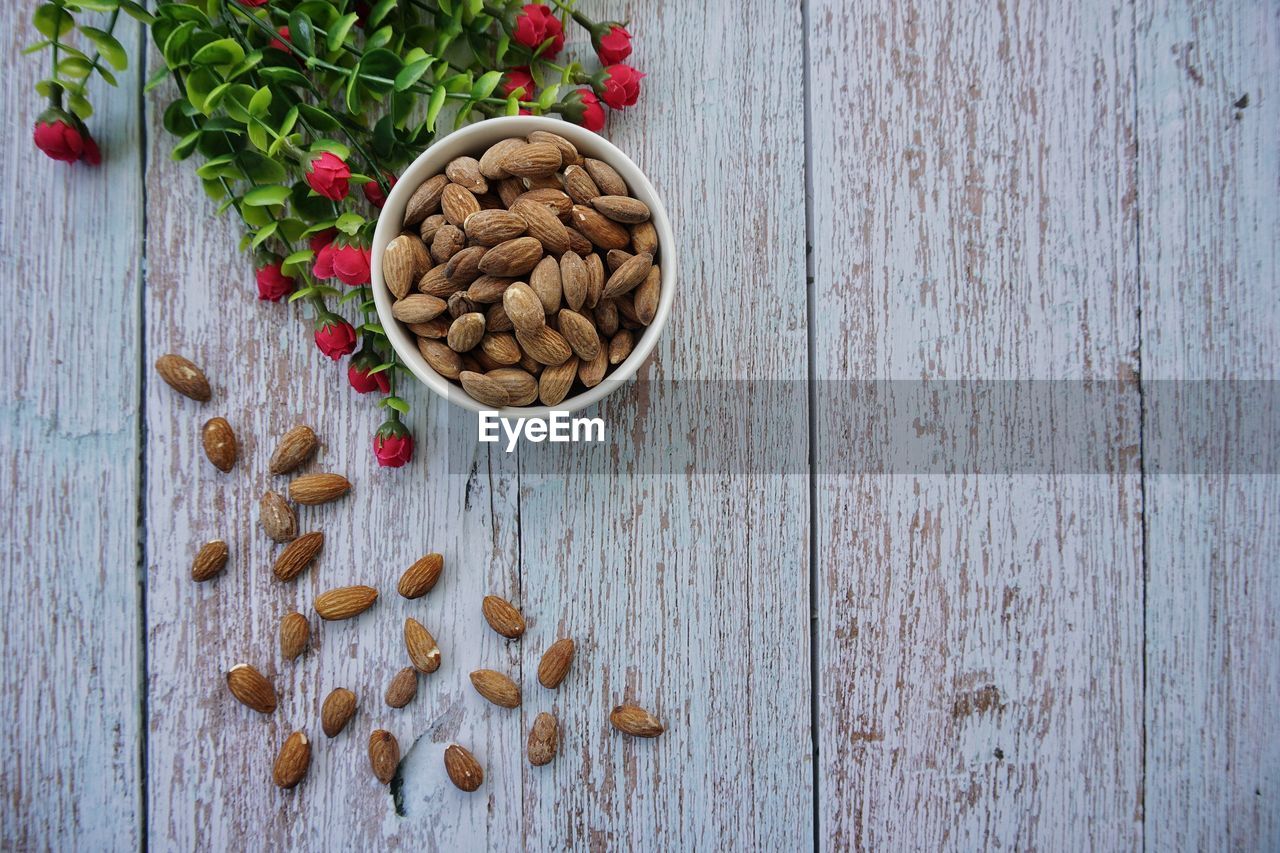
[370,116,675,419]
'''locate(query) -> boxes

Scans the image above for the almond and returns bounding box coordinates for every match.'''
[557,310,601,361]
[513,198,571,255]
[430,223,466,263]
[470,670,521,707]
[481,594,526,638]
[634,265,661,325]
[450,291,475,320]
[609,329,634,365]
[280,611,309,660]
[537,638,576,689]
[226,663,276,714]
[579,348,608,388]
[515,326,572,366]
[528,130,578,164]
[530,256,562,314]
[465,274,514,304]
[479,137,527,179]
[199,417,236,472]
[502,282,545,335]
[444,744,483,792]
[446,155,488,193]
[497,176,524,207]
[418,262,459,298]
[391,294,447,324]
[441,182,482,227]
[480,332,522,365]
[268,425,318,475]
[383,234,430,300]
[410,316,452,338]
[610,704,665,737]
[368,730,400,784]
[273,531,323,582]
[447,313,486,352]
[519,351,543,376]
[502,142,562,178]
[315,585,378,621]
[585,252,605,308]
[463,209,527,246]
[486,368,538,406]
[527,712,558,766]
[538,356,578,406]
[615,293,641,325]
[272,732,311,789]
[559,250,588,310]
[513,187,573,218]
[591,195,651,224]
[404,617,441,673]
[321,688,356,737]
[419,338,464,379]
[523,173,563,191]
[486,302,514,332]
[191,539,228,582]
[602,252,653,299]
[478,237,543,277]
[385,667,418,708]
[631,221,659,255]
[606,248,633,272]
[566,225,595,256]
[584,157,627,195]
[563,164,601,204]
[595,300,620,337]
[459,370,510,408]
[418,212,446,244]
[155,354,211,402]
[259,491,297,543]
[404,174,448,225]
[398,553,444,598]
[289,472,351,505]
[445,245,487,287]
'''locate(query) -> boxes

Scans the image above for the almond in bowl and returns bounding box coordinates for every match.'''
[371,117,674,415]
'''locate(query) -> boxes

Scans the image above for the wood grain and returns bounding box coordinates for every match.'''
[808,2,1144,848]
[0,10,144,850]
[1137,2,1280,849]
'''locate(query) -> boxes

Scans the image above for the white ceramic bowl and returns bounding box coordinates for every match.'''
[371,116,675,417]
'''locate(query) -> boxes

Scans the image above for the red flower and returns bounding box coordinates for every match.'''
[563,89,606,132]
[330,244,372,286]
[373,420,414,468]
[502,67,535,99]
[362,173,396,209]
[348,355,390,394]
[255,262,294,302]
[81,134,101,166]
[33,110,90,164]
[599,64,644,110]
[269,25,291,53]
[594,24,632,64]
[236,0,268,6]
[306,151,350,201]
[513,4,564,58]
[312,241,337,279]
[309,228,337,254]
[314,316,358,360]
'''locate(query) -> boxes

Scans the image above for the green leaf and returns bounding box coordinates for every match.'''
[359,48,403,93]
[288,285,317,303]
[470,70,502,101]
[425,84,447,132]
[161,20,197,67]
[384,395,409,414]
[81,26,128,70]
[23,40,52,55]
[191,38,244,67]
[156,3,208,23]
[335,212,364,235]
[297,103,340,131]
[453,100,474,130]
[247,122,269,151]
[494,33,510,66]
[537,84,560,110]
[248,86,272,117]
[57,57,94,79]
[258,65,311,89]
[119,0,155,23]
[219,84,258,122]
[34,4,73,39]
[67,91,93,120]
[394,57,431,91]
[344,69,361,114]
[74,0,119,10]
[95,64,119,86]
[367,0,396,28]
[144,65,170,92]
[237,150,285,183]
[227,51,262,81]
[505,94,520,116]
[242,185,291,206]
[251,220,279,249]
[327,12,358,51]
[282,249,314,267]
[372,114,395,158]
[338,289,363,305]
[172,129,201,160]
[287,10,314,55]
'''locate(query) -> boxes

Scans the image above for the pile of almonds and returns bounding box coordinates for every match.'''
[381,129,662,408]
[157,352,666,795]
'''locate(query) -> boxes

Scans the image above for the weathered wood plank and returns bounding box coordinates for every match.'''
[808,2,1144,848]
[1137,3,1280,849]
[0,11,144,850]
[508,1,814,849]
[142,86,525,851]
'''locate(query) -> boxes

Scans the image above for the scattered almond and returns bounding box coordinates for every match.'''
[385,667,418,708]
[191,539,228,582]
[368,730,400,784]
[527,712,558,766]
[481,594,526,639]
[155,354,211,402]
[537,638,576,689]
[272,732,311,789]
[321,688,357,737]
[610,704,665,738]
[314,585,378,621]
[444,744,484,792]
[226,663,276,714]
[280,611,309,661]
[398,553,444,599]
[289,472,351,505]
[268,425,318,475]
[404,618,442,673]
[259,491,297,543]
[200,417,237,472]
[273,530,323,582]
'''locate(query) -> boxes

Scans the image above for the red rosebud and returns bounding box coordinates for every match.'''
[309,228,337,254]
[314,316,358,360]
[255,262,295,302]
[236,0,268,6]
[330,244,372,286]
[563,89,606,133]
[599,64,644,110]
[373,420,414,468]
[348,355,390,394]
[81,134,101,166]
[362,173,396,209]
[502,67,535,100]
[354,1,371,28]
[312,241,337,279]
[33,110,86,163]
[513,4,564,58]
[305,151,350,201]
[269,25,292,52]
[594,24,632,65]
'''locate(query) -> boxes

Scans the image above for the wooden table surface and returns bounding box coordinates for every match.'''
[2,1,1277,849]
